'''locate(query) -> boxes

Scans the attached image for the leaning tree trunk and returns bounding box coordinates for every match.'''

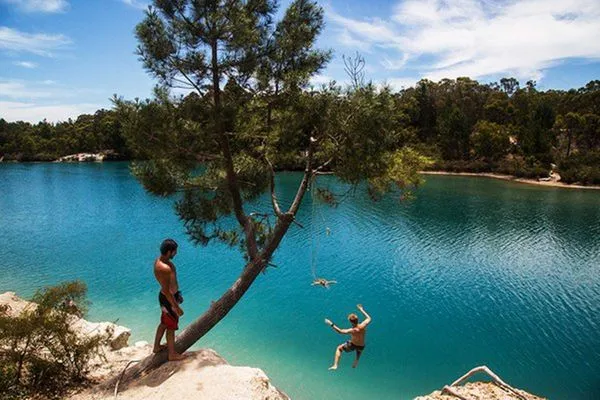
[116,258,265,383]
[116,209,302,385]
[115,150,313,385]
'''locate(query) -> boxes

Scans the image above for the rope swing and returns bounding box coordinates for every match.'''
[309,176,337,289]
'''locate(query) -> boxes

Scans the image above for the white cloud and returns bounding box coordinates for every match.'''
[383,77,418,91]
[1,0,68,13]
[0,26,71,56]
[0,80,52,99]
[310,74,334,86]
[381,54,410,70]
[14,60,37,68]
[120,0,147,10]
[335,29,372,52]
[327,7,399,48]
[0,78,105,102]
[0,101,102,122]
[328,0,600,83]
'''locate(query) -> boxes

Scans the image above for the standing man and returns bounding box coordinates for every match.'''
[153,238,185,361]
[325,304,371,370]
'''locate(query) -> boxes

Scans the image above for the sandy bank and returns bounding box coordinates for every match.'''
[420,170,600,190]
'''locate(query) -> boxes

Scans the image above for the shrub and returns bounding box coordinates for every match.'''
[0,281,109,399]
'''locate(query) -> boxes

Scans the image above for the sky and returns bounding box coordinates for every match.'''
[1,0,600,123]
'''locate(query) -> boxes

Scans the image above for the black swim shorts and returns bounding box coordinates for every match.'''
[341,340,365,353]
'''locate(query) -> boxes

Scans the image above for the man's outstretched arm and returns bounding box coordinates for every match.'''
[357,304,371,327]
[325,318,355,334]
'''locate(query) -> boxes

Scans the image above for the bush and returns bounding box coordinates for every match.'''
[431,159,494,173]
[557,151,600,184]
[496,155,550,179]
[0,281,109,400]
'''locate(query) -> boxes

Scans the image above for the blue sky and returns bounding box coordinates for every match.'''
[1,0,600,122]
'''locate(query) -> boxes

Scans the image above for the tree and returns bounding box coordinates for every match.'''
[555,112,584,158]
[470,120,510,160]
[438,105,469,160]
[500,77,519,96]
[581,113,600,151]
[414,79,438,142]
[524,100,555,157]
[114,0,426,379]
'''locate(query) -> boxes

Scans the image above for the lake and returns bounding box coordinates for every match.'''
[1,162,599,399]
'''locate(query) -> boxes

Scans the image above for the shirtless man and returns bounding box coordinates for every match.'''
[153,238,185,361]
[325,304,371,370]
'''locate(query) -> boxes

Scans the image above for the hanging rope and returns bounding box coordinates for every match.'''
[310,176,337,289]
[310,176,319,280]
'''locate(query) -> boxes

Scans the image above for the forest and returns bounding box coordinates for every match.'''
[1,77,599,184]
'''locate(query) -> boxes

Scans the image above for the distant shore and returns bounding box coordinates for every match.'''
[420,171,600,190]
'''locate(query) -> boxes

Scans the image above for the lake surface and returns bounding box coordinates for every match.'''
[1,162,599,400]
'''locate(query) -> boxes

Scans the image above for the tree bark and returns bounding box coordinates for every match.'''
[115,210,303,383]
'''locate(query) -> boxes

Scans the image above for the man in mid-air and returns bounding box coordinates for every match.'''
[153,238,185,361]
[325,304,372,370]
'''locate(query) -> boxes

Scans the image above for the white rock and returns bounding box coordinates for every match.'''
[0,292,130,350]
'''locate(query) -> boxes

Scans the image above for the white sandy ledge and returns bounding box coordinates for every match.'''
[70,344,290,400]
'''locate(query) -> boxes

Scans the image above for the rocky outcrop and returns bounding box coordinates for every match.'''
[414,381,545,400]
[414,366,546,400]
[0,291,131,351]
[1,292,287,400]
[72,343,289,400]
[55,150,126,163]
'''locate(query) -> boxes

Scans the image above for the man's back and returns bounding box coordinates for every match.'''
[351,324,367,346]
[154,258,178,295]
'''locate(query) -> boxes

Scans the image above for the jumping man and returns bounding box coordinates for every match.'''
[153,238,185,361]
[325,304,371,370]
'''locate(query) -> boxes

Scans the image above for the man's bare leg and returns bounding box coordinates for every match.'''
[329,345,343,370]
[166,329,185,361]
[153,323,167,353]
[352,351,362,368]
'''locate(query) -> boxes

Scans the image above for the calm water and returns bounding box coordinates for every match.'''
[1,163,599,400]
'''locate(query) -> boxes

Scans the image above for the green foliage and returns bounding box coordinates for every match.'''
[470,120,510,160]
[116,0,335,250]
[0,281,109,400]
[367,147,433,201]
[0,110,129,161]
[558,151,600,184]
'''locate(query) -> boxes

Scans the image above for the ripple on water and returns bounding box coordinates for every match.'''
[1,166,600,400]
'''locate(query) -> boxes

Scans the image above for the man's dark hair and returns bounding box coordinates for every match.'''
[160,239,178,255]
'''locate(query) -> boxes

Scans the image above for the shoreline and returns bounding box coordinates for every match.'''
[3,160,599,190]
[420,170,600,190]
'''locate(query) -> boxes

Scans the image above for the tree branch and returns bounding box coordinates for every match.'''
[288,136,317,215]
[312,157,333,174]
[265,155,283,217]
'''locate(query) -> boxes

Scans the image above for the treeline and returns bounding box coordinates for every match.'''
[1,77,599,184]
[0,109,129,161]
[400,78,600,184]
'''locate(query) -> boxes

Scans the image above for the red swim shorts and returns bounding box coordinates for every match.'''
[161,310,179,330]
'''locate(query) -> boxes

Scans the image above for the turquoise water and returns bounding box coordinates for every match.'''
[1,163,599,400]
